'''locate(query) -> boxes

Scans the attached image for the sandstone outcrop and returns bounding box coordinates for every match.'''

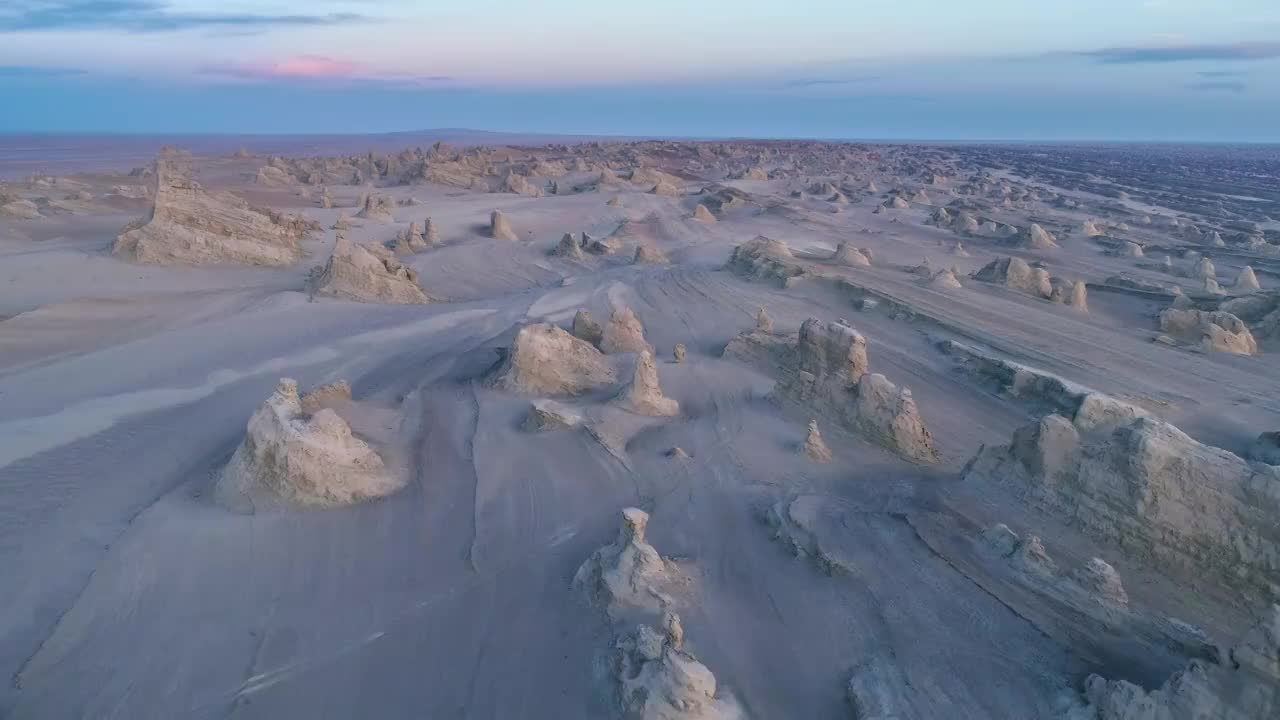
[673,343,687,363]
[726,236,804,283]
[1235,265,1261,292]
[833,242,872,267]
[1068,605,1280,720]
[616,351,679,417]
[732,318,938,462]
[313,238,430,304]
[930,267,964,289]
[1158,309,1257,355]
[113,151,310,266]
[1017,223,1059,249]
[490,209,518,241]
[802,419,832,462]
[964,415,1280,602]
[574,508,678,612]
[693,204,716,223]
[613,612,738,720]
[973,257,1053,298]
[355,193,395,223]
[214,379,402,513]
[634,244,668,264]
[523,399,583,432]
[552,232,586,260]
[490,323,616,395]
[300,380,352,415]
[601,307,654,355]
[573,309,604,347]
[0,198,41,219]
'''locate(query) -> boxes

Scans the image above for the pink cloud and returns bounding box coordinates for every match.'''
[202,54,362,80]
[201,55,452,85]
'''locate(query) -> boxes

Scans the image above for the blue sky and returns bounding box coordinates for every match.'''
[1,0,1279,140]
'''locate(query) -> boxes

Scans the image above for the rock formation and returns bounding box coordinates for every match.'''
[833,242,872,267]
[930,267,964,290]
[616,350,679,416]
[490,209,518,241]
[973,257,1053,298]
[1017,223,1059,249]
[1159,309,1258,355]
[489,323,616,395]
[1070,281,1089,313]
[1081,220,1103,237]
[1068,605,1280,720]
[313,238,430,304]
[755,306,773,333]
[552,232,586,260]
[299,380,352,415]
[802,419,832,462]
[1120,241,1144,258]
[633,244,668,264]
[964,415,1280,602]
[0,197,41,219]
[726,236,804,283]
[572,309,604,347]
[355,193,394,223]
[574,508,677,611]
[1195,256,1217,280]
[422,216,441,246]
[523,399,583,432]
[1235,265,1261,292]
[613,613,737,720]
[729,318,940,463]
[113,150,310,266]
[601,307,654,355]
[214,379,402,513]
[1249,432,1280,465]
[673,343,687,363]
[693,204,716,222]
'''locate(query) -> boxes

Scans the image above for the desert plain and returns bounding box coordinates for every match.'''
[0,134,1278,719]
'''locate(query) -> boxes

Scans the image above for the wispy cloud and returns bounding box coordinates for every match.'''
[784,75,881,88]
[1186,80,1247,92]
[0,1,369,33]
[200,55,453,87]
[1075,41,1280,64]
[0,64,87,77]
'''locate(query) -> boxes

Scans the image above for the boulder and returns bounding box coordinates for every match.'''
[1235,266,1261,292]
[693,204,717,223]
[673,343,687,363]
[552,232,586,260]
[727,236,803,283]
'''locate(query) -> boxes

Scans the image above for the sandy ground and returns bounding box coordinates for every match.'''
[0,138,1277,718]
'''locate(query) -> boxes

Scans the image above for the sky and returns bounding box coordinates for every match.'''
[1,0,1279,141]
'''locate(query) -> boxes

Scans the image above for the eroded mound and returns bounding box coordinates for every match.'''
[113,150,312,266]
[313,238,431,304]
[214,379,402,513]
[490,323,616,395]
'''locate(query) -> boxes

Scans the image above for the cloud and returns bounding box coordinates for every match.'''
[1186,80,1247,93]
[0,1,368,33]
[0,64,87,77]
[200,55,453,87]
[1075,41,1280,64]
[784,76,881,88]
[1197,70,1247,78]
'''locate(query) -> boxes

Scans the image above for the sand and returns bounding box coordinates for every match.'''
[1,136,1278,719]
